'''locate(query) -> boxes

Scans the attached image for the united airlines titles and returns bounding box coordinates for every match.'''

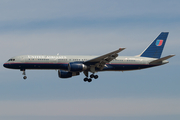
[27,55,67,59]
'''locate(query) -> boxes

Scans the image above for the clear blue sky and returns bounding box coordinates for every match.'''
[0,0,180,120]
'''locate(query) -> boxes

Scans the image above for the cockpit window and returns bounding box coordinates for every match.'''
[8,59,15,61]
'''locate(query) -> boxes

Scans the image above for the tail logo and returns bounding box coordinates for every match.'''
[156,40,163,46]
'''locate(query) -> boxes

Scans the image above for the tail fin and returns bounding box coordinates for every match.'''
[139,32,169,58]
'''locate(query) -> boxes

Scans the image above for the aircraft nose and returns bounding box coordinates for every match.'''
[3,63,9,68]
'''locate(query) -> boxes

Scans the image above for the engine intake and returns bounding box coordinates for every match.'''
[68,62,87,72]
[58,70,80,78]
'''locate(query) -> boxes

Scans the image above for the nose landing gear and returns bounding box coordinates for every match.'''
[23,76,27,79]
[21,69,27,80]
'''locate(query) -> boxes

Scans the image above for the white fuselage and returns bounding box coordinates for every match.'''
[3,55,167,71]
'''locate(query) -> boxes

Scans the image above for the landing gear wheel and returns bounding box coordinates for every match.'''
[88,78,92,82]
[94,75,98,79]
[84,78,88,82]
[90,74,94,78]
[23,76,27,80]
[83,71,99,83]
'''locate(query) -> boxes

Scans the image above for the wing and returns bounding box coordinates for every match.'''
[84,48,125,70]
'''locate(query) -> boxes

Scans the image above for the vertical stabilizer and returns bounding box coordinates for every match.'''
[140,32,169,58]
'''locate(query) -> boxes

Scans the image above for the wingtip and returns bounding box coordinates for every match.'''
[119,48,126,50]
[170,54,175,57]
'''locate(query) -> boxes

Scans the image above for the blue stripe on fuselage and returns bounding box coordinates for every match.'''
[104,64,158,71]
[4,62,159,71]
[3,63,69,70]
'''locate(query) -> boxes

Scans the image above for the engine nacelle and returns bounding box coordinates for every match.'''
[58,70,80,78]
[68,62,87,72]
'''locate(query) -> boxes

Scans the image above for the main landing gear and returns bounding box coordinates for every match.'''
[90,74,98,79]
[83,73,99,83]
[21,69,27,80]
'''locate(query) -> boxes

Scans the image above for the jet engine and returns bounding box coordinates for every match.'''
[68,62,87,72]
[58,70,80,78]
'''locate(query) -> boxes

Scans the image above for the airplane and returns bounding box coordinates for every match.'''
[3,32,175,82]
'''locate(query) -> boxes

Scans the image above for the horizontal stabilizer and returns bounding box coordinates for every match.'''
[149,55,175,64]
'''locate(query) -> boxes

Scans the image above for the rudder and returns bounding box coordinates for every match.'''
[140,32,169,58]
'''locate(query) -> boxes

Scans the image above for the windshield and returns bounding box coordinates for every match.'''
[8,59,15,61]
